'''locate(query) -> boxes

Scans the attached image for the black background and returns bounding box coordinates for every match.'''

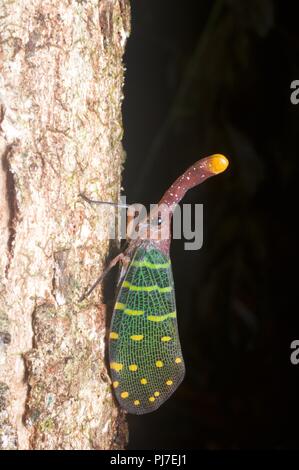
[121,0,298,449]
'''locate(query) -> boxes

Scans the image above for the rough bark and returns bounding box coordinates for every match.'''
[0,0,130,450]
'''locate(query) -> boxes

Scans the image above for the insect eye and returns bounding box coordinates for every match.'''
[152,215,162,227]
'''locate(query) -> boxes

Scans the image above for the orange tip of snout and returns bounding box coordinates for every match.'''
[208,154,229,174]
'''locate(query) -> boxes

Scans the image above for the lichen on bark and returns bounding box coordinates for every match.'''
[0,0,130,450]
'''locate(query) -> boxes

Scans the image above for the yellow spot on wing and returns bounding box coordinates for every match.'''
[120,391,129,399]
[109,332,119,339]
[149,396,155,402]
[147,312,176,322]
[115,302,125,310]
[132,260,170,269]
[129,364,138,371]
[110,362,123,372]
[134,400,140,406]
[154,391,160,397]
[140,378,147,385]
[113,381,119,388]
[166,380,173,386]
[130,334,144,341]
[124,308,144,316]
[156,360,164,368]
[115,301,145,316]
[122,281,171,293]
[161,336,172,342]
[175,357,182,364]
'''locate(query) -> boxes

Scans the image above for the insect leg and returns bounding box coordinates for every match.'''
[79,193,130,209]
[78,252,129,302]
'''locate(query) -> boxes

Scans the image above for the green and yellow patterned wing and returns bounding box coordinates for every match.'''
[109,243,185,414]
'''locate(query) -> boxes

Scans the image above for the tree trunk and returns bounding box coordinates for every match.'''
[0,0,130,450]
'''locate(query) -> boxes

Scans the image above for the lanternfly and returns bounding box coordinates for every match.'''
[80,154,229,414]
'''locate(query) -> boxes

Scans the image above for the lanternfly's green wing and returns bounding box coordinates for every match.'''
[109,244,185,414]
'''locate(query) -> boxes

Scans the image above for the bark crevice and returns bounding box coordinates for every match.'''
[1,143,18,276]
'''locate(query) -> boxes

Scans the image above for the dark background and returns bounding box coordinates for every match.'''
[122,0,298,449]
